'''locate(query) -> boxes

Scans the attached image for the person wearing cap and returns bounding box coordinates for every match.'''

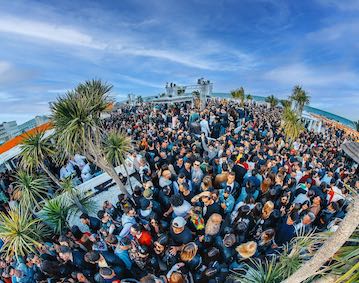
[169,217,193,256]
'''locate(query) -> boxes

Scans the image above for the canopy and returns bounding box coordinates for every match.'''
[341,141,359,164]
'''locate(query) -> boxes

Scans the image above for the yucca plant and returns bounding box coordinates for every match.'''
[103,130,133,190]
[290,85,310,116]
[281,108,304,144]
[231,87,245,107]
[39,197,70,234]
[280,99,292,109]
[50,80,130,197]
[19,131,61,188]
[265,95,279,108]
[232,258,283,283]
[0,208,47,258]
[13,170,49,211]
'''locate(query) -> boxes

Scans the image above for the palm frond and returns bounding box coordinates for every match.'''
[232,258,283,283]
[0,208,48,258]
[38,197,70,234]
[13,170,50,210]
[19,131,55,171]
[103,130,133,166]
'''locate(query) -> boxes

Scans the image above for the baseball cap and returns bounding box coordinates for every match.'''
[172,216,186,228]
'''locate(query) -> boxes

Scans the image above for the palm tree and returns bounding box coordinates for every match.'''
[13,170,49,211]
[51,80,130,197]
[282,108,304,143]
[39,197,70,235]
[103,130,133,191]
[230,87,245,107]
[280,99,292,109]
[290,85,310,116]
[265,95,279,108]
[19,131,61,188]
[0,208,48,258]
[246,94,253,104]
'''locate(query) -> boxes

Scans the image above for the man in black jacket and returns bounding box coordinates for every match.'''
[80,213,102,234]
[84,250,126,277]
[58,245,96,277]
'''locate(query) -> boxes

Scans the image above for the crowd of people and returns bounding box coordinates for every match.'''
[0,99,358,283]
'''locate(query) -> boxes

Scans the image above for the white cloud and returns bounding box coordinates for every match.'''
[263,63,359,87]
[0,15,106,49]
[307,20,359,42]
[316,0,359,11]
[0,91,21,102]
[0,15,255,71]
[117,74,162,88]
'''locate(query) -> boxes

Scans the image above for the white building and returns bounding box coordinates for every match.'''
[0,116,49,145]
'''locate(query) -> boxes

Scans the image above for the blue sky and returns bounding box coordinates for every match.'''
[0,0,359,123]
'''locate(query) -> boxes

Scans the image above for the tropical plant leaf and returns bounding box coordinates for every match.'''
[0,208,48,258]
[13,170,50,210]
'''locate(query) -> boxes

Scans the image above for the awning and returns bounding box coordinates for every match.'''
[341,141,359,164]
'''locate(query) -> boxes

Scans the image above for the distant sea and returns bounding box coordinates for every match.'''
[212,92,356,129]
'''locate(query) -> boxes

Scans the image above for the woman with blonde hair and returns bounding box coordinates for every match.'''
[262,201,274,219]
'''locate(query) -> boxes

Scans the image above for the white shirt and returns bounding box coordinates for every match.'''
[173,200,192,217]
[200,119,210,135]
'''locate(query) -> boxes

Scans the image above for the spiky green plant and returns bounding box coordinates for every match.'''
[265,95,279,108]
[104,130,133,190]
[19,131,60,187]
[231,87,245,106]
[104,130,132,167]
[0,208,47,258]
[232,258,283,283]
[50,79,130,197]
[13,170,49,210]
[246,94,253,101]
[39,197,70,234]
[282,108,304,143]
[280,99,292,109]
[290,85,310,116]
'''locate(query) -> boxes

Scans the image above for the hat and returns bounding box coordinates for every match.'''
[172,216,186,228]
[143,188,153,199]
[139,198,151,210]
[235,241,257,259]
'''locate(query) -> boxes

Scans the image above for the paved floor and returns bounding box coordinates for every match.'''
[68,176,141,232]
